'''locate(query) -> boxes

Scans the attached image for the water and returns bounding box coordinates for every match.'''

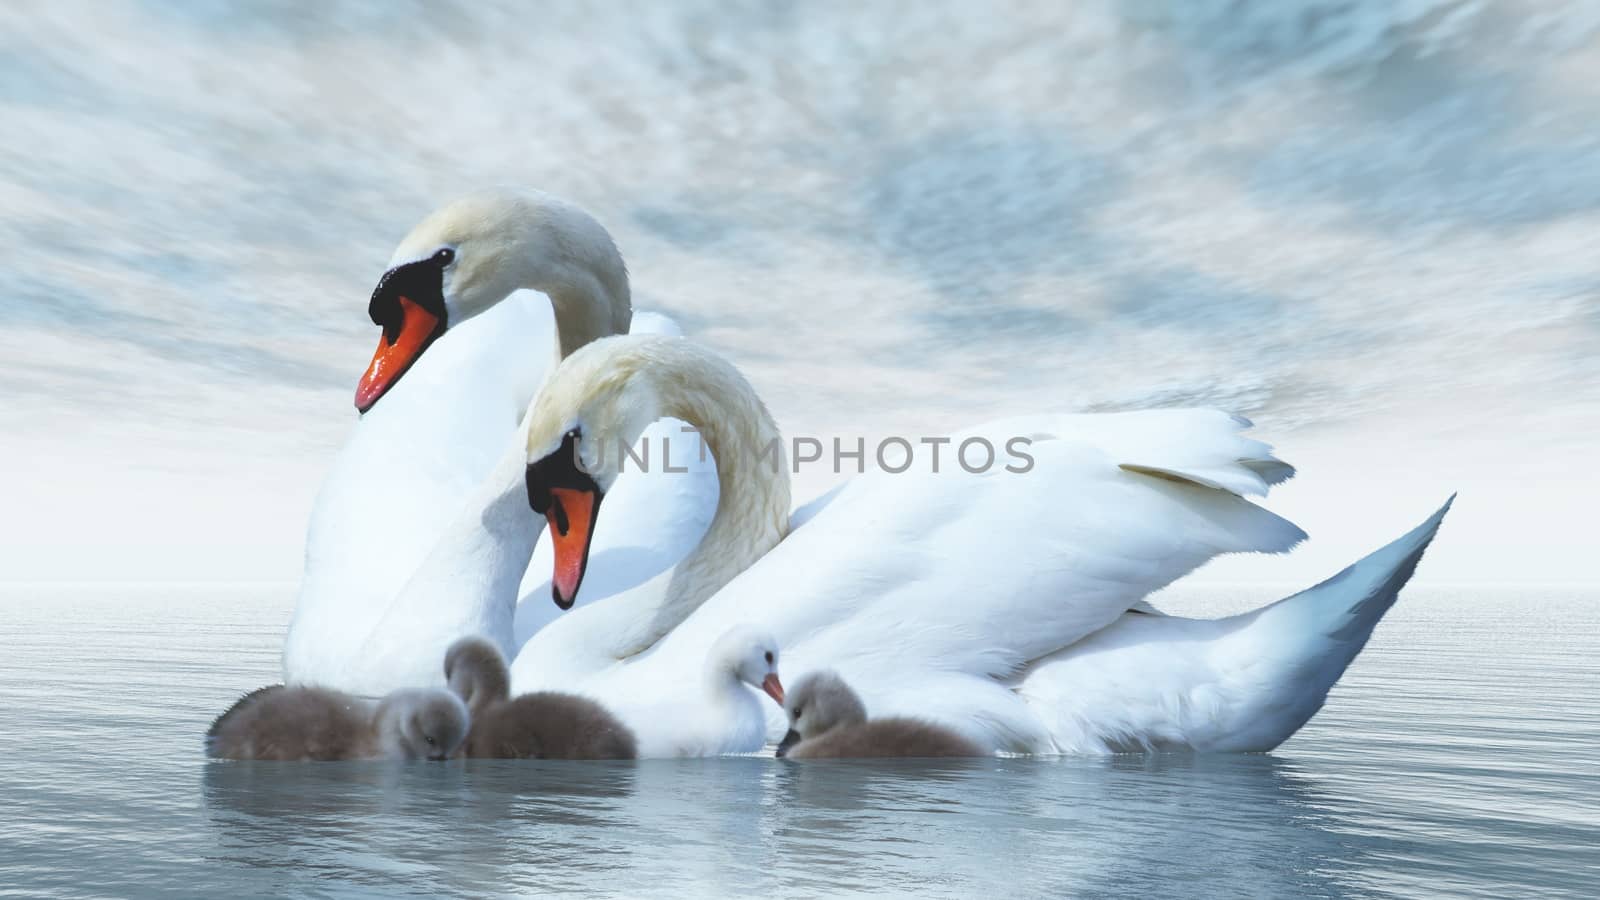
[3,3,1599,892]
[2,585,1595,897]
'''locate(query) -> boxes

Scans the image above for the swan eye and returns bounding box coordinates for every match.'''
[564,429,589,472]
[763,651,774,665]
[433,248,455,265]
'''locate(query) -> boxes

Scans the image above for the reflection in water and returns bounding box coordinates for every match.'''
[191,753,1360,897]
[5,586,1599,898]
[201,760,645,894]
[752,755,1361,897]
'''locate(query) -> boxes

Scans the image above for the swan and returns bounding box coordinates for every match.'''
[442,636,637,759]
[205,684,468,761]
[775,670,986,759]
[596,624,785,758]
[508,333,1451,755]
[281,190,717,694]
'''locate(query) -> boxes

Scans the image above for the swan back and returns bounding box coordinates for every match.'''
[464,692,639,760]
[204,685,371,761]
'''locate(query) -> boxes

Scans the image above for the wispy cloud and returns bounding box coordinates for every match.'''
[2,0,1597,582]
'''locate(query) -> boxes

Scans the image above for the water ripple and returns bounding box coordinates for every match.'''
[1,585,1596,897]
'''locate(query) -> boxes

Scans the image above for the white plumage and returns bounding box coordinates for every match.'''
[506,335,1446,756]
[284,192,1451,757]
[282,192,714,694]
[1016,497,1452,752]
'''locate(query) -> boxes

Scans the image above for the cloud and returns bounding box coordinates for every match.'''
[3,0,1598,582]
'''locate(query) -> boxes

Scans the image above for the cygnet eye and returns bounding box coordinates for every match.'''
[793,706,804,719]
[425,735,437,746]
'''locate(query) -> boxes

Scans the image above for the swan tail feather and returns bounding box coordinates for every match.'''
[1014,497,1452,755]
[1209,494,1455,750]
[1256,494,1452,656]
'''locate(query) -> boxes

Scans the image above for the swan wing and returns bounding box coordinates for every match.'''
[610,409,1303,747]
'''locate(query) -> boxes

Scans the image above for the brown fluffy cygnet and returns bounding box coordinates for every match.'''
[443,636,637,760]
[205,684,469,761]
[775,670,985,759]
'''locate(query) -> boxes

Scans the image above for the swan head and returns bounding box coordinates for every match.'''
[356,189,632,412]
[775,670,867,757]
[373,688,470,761]
[522,335,681,608]
[707,625,785,706]
[443,636,511,715]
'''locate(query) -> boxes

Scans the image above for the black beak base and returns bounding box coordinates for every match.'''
[776,729,802,758]
[525,431,596,515]
[368,254,450,338]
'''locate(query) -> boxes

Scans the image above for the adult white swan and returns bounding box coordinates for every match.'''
[282,190,715,693]
[508,334,1450,755]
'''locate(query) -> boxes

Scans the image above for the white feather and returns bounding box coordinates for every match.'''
[1016,497,1454,753]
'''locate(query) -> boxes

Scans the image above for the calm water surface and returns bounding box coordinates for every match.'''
[1,585,1596,898]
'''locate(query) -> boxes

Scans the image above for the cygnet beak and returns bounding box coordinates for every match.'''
[776,729,801,757]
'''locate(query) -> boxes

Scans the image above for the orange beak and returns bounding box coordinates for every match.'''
[761,673,785,706]
[356,297,442,412]
[546,486,601,609]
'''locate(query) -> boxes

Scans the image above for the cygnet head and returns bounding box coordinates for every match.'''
[356,188,632,412]
[374,688,470,761]
[776,670,868,757]
[706,624,784,706]
[443,636,511,715]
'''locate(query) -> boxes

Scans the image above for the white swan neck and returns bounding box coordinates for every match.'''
[433,434,537,581]
[365,204,632,645]
[549,277,630,359]
[369,433,541,661]
[667,377,789,588]
[515,201,633,357]
[603,349,791,659]
[701,667,751,711]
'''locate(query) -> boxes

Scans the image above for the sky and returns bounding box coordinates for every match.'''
[2,0,1597,587]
